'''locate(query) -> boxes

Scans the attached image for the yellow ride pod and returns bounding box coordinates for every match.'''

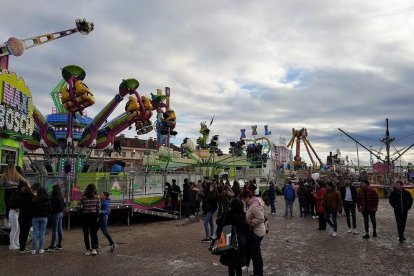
[60,86,70,103]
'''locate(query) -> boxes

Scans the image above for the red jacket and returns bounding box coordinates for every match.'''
[316,187,326,214]
[357,187,379,212]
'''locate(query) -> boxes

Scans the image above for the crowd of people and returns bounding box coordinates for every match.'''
[164,177,266,276]
[2,163,414,275]
[281,178,413,242]
[2,162,117,256]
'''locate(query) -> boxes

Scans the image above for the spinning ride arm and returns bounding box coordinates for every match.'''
[303,137,323,167]
[32,106,59,147]
[0,19,94,69]
[95,90,155,149]
[78,79,139,148]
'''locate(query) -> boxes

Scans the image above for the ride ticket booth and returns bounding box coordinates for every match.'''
[0,69,35,217]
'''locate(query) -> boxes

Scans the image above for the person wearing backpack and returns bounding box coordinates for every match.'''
[242,189,265,276]
[215,198,249,276]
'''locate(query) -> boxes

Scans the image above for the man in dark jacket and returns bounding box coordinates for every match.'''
[171,179,181,213]
[182,178,191,219]
[357,180,379,239]
[389,181,413,242]
[340,179,358,234]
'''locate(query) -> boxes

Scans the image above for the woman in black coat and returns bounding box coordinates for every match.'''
[216,198,249,276]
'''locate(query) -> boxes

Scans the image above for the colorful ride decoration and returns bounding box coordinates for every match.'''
[60,66,95,114]
[0,70,35,215]
[23,65,177,176]
[143,120,252,177]
[286,127,322,169]
[0,70,35,140]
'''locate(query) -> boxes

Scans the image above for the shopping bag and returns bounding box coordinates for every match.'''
[211,225,238,255]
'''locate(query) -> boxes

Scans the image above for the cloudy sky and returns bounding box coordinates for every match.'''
[2,0,414,166]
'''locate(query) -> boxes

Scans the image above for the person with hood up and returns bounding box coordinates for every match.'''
[389,180,413,242]
[241,189,265,276]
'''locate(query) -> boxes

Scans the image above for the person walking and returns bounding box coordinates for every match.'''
[389,181,413,242]
[323,182,342,237]
[357,179,379,239]
[31,187,51,254]
[283,181,295,218]
[340,179,358,234]
[315,182,327,230]
[268,181,276,215]
[241,189,266,276]
[79,184,101,256]
[99,192,117,252]
[47,184,65,251]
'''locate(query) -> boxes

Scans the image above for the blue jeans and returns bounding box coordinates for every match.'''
[325,208,337,232]
[203,212,214,238]
[100,215,114,245]
[284,200,294,216]
[32,217,48,250]
[50,212,63,247]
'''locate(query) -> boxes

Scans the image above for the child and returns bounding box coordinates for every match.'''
[100,192,116,252]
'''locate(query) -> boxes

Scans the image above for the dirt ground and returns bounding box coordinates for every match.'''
[0,198,413,276]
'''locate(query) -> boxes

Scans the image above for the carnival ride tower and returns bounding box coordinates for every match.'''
[286,128,322,169]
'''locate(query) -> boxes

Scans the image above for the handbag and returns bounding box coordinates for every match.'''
[211,225,238,255]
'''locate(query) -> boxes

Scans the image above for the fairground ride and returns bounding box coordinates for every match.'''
[23,65,177,177]
[0,19,94,70]
[339,118,414,187]
[142,120,274,181]
[286,127,322,170]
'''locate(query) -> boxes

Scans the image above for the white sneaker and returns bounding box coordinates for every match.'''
[352,229,359,234]
[31,250,36,255]
[347,228,353,233]
[9,245,19,251]
[332,231,338,237]
[91,249,98,255]
[39,249,45,254]
[329,228,334,234]
[84,250,91,256]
